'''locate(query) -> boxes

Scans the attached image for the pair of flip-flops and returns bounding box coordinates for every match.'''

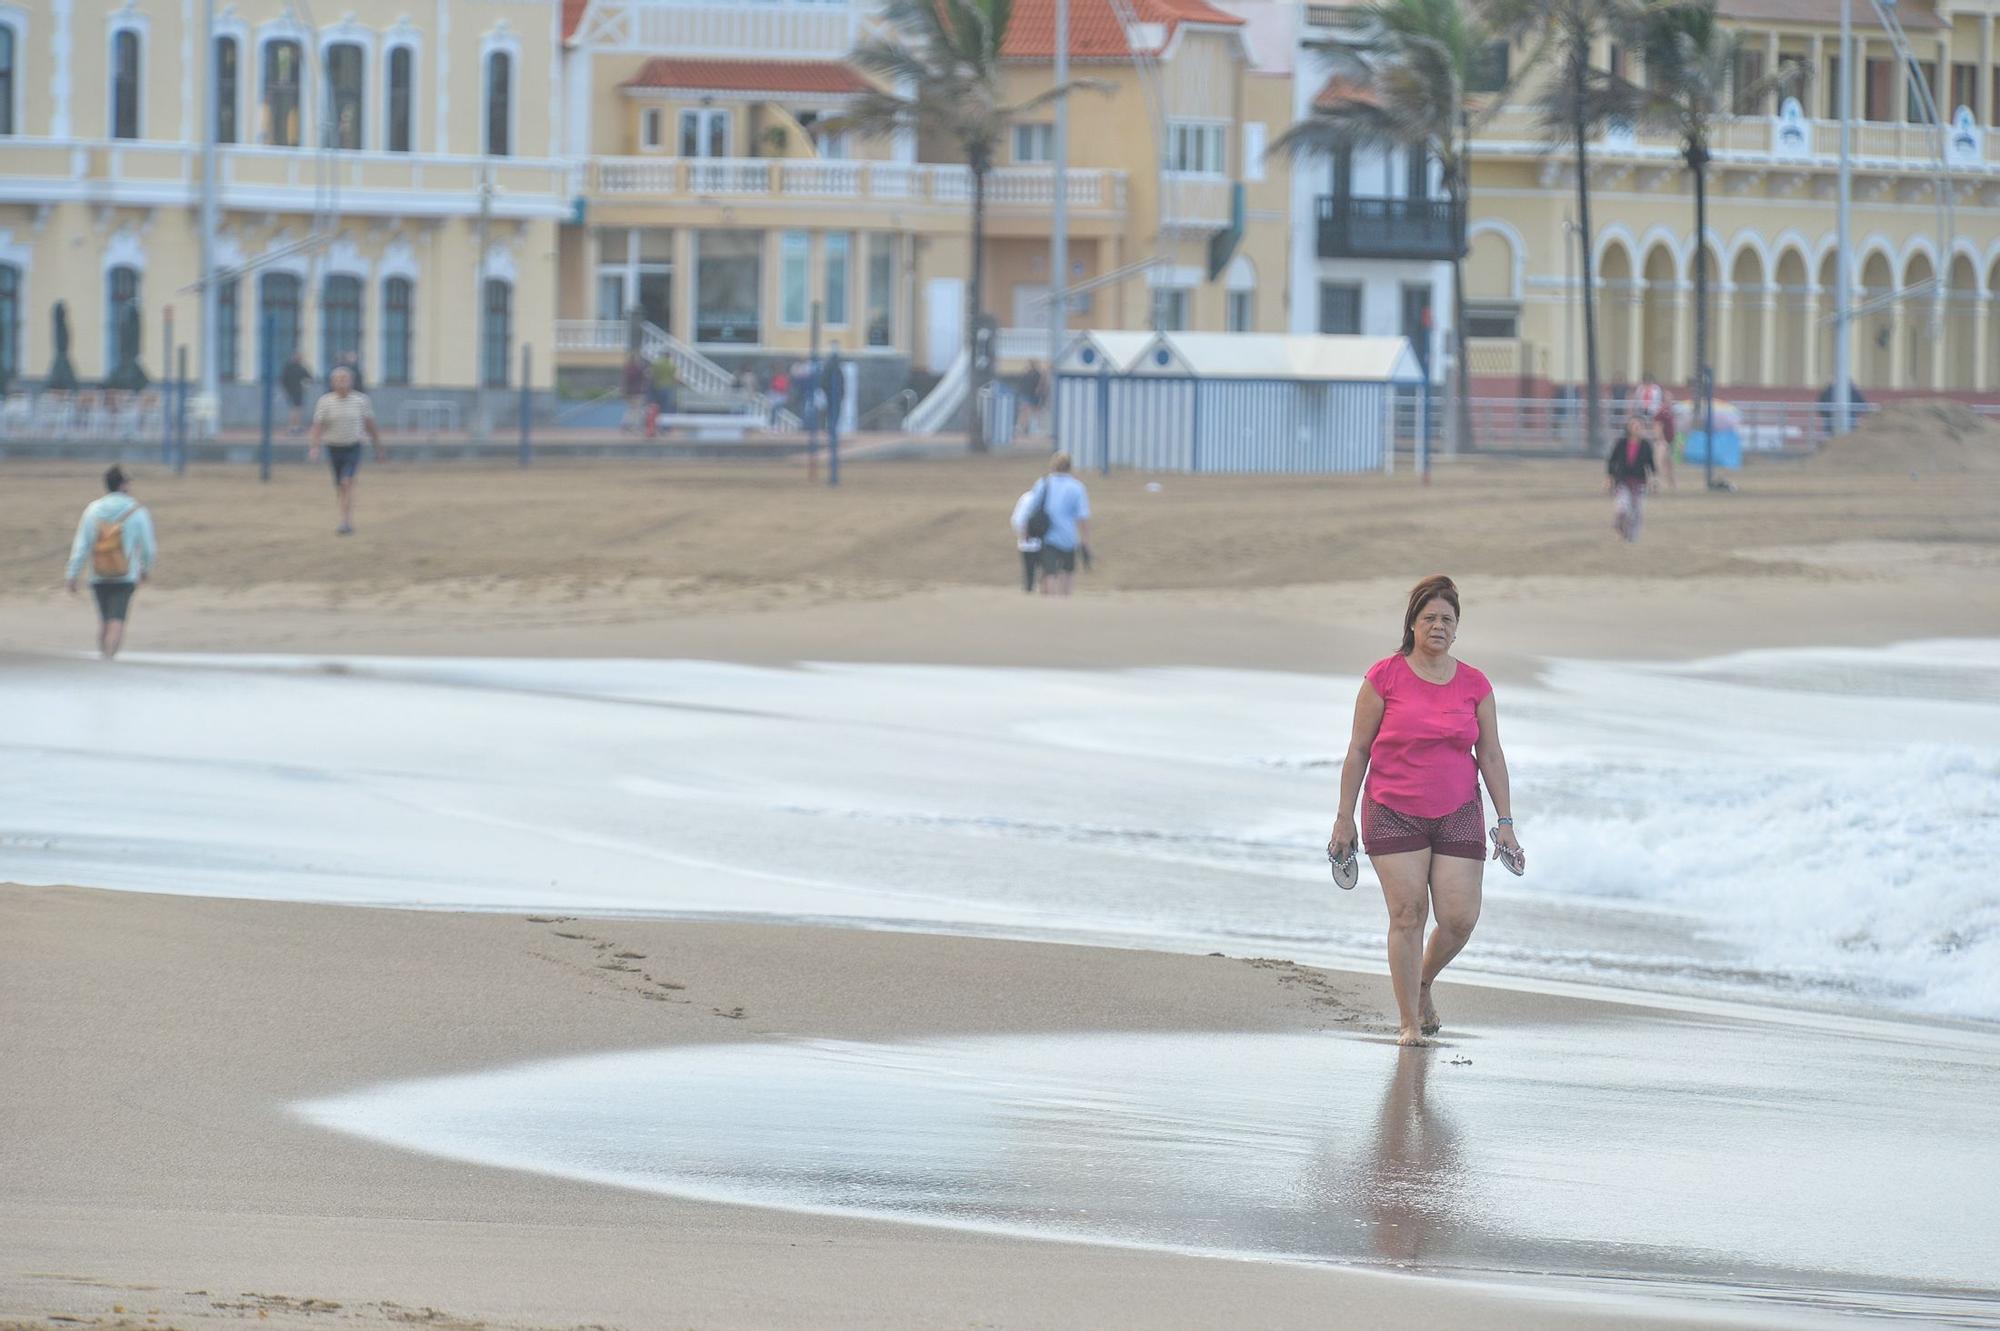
[1326,836,1525,886]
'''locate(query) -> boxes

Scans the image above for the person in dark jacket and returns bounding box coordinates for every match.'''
[280,352,313,434]
[1606,413,1659,543]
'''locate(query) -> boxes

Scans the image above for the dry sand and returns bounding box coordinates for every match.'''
[3,431,1996,1329]
[1,439,1995,672]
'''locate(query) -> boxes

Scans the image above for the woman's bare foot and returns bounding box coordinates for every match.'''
[1397,1026,1434,1047]
[1419,984,1441,1036]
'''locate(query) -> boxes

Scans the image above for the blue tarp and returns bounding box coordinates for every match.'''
[1682,429,1742,469]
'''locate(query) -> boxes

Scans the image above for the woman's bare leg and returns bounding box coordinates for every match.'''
[1418,853,1485,1035]
[1372,849,1434,1046]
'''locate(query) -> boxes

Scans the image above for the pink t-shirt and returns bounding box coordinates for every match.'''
[1364,654,1493,818]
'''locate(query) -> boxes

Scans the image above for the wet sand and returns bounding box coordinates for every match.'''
[7,885,1977,1331]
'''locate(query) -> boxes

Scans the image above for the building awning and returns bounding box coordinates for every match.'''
[621,59,874,97]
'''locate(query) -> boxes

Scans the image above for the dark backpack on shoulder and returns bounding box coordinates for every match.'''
[1025,478,1053,540]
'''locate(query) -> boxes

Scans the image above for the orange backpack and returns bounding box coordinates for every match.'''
[91,505,142,579]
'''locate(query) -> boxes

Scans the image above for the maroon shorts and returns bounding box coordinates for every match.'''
[1363,795,1484,861]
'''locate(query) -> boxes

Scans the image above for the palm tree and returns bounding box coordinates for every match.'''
[1491,0,1632,454]
[1618,0,1804,488]
[842,0,1106,451]
[1272,0,1519,456]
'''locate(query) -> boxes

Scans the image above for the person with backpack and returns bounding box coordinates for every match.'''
[64,465,156,659]
[1032,451,1092,597]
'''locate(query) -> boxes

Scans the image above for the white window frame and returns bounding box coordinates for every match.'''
[1226,288,1252,332]
[641,106,663,150]
[780,229,809,327]
[1012,122,1054,164]
[0,6,31,139]
[1151,286,1191,331]
[824,230,852,327]
[1165,119,1225,177]
[679,107,730,159]
[210,19,250,147]
[107,13,149,141]
[479,27,521,158]
[1242,122,1266,182]
[382,31,420,154]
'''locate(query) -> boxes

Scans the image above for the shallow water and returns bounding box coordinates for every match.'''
[3,641,1997,1020]
[297,1020,2000,1324]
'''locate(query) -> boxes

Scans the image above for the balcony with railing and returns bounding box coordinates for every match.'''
[0,138,575,217]
[1474,105,2000,174]
[586,158,1129,216]
[1316,195,1461,261]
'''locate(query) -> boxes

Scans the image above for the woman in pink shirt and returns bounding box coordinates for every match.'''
[1327,575,1523,1046]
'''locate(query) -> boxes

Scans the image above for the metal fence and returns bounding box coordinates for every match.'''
[1397,396,1891,457]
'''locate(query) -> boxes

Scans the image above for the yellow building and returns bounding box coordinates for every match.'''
[0,0,1295,427]
[0,0,570,424]
[1456,0,2000,399]
[552,0,1296,414]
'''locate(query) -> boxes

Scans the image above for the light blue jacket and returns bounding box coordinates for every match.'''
[65,493,157,585]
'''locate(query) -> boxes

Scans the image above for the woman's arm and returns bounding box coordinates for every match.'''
[1328,680,1386,857]
[1474,693,1520,854]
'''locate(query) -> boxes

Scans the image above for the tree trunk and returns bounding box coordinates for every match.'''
[1574,58,1603,456]
[1692,144,1714,491]
[966,161,991,453]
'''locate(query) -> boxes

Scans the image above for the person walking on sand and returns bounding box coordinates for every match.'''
[1009,481,1045,593]
[64,465,156,660]
[1327,575,1521,1047]
[1630,372,1677,490]
[621,351,649,434]
[1034,452,1092,596]
[1607,412,1659,543]
[307,366,386,536]
[648,353,680,436]
[280,351,313,434]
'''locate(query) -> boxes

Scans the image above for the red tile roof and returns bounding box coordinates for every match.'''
[1003,0,1243,60]
[622,59,875,96]
[1313,74,1380,110]
[562,0,589,42]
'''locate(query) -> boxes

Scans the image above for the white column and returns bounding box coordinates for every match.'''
[1976,291,1991,390]
[1758,289,1777,387]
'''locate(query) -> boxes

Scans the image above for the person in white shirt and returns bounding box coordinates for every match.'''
[306,366,386,535]
[1009,485,1044,593]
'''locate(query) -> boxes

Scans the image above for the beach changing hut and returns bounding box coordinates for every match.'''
[1052,331,1427,474]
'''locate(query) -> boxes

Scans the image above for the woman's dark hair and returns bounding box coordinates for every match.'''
[1400,574,1460,655]
[103,465,128,493]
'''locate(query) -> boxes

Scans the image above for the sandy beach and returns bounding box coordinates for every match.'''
[4,417,1998,1329]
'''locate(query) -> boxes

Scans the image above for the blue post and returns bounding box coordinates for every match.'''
[259,315,274,482]
[174,345,189,475]
[1095,363,1111,477]
[518,343,533,467]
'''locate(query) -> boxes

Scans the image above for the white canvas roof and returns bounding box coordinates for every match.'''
[1053,331,1156,376]
[1056,331,1425,384]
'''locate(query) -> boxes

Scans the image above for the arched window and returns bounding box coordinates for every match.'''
[481,278,511,386]
[386,46,414,153]
[110,29,142,139]
[214,36,239,143]
[0,23,19,137]
[324,41,363,150]
[105,265,141,373]
[321,273,362,370]
[258,271,301,376]
[217,277,240,383]
[0,263,20,388]
[262,38,302,146]
[484,50,512,157]
[382,277,412,385]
